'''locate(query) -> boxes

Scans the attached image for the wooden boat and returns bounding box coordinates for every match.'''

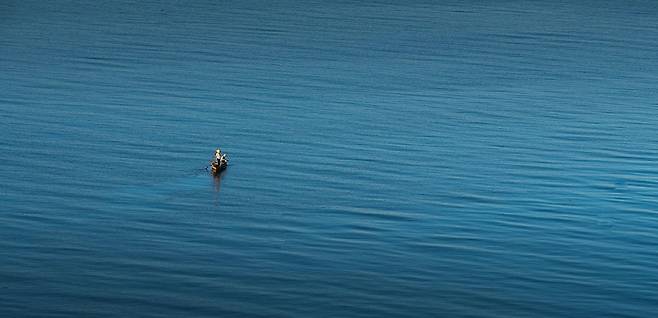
[211,157,228,174]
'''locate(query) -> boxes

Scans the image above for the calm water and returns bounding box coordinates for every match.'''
[2,0,658,317]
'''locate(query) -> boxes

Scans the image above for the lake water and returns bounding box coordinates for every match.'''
[2,0,658,317]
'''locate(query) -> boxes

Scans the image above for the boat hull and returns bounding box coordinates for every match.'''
[211,162,227,174]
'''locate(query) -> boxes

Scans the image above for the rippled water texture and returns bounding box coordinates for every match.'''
[2,0,658,317]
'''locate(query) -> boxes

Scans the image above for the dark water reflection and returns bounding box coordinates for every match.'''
[212,170,227,203]
[2,0,658,317]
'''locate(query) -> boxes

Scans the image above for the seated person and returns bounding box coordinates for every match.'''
[214,149,222,164]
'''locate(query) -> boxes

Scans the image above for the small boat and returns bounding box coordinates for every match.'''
[211,149,229,174]
[211,159,228,174]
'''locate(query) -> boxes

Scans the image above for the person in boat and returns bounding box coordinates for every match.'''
[214,149,222,165]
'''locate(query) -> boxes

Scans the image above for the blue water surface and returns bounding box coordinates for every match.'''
[2,0,658,317]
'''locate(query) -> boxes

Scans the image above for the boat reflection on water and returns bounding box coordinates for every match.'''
[211,169,228,206]
[212,170,225,193]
